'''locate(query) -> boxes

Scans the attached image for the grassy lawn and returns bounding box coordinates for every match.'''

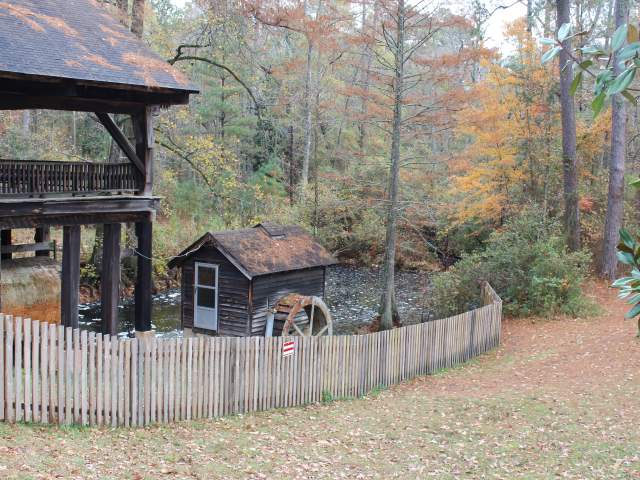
[0,282,638,479]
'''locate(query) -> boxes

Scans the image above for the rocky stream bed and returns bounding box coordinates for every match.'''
[79,265,433,337]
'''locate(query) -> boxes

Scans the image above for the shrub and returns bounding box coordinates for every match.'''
[430,209,593,318]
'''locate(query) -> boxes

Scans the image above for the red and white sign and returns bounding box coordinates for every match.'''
[283,340,295,357]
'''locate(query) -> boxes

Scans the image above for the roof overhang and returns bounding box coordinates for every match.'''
[0,72,194,113]
[167,233,254,279]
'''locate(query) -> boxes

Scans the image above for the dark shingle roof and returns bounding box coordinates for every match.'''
[168,224,336,278]
[0,0,197,93]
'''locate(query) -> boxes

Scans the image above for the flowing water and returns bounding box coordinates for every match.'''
[78,265,432,337]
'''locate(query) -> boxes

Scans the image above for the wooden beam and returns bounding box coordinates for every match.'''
[95,113,145,175]
[0,212,154,230]
[101,224,122,336]
[0,96,148,114]
[34,227,51,257]
[1,242,52,255]
[134,220,153,332]
[133,108,154,196]
[61,226,81,328]
[1,230,11,260]
[0,196,159,226]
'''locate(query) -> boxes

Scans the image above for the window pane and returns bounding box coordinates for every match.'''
[198,266,216,286]
[197,287,216,309]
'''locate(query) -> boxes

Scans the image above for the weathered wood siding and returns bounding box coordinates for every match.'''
[181,246,250,336]
[250,267,325,336]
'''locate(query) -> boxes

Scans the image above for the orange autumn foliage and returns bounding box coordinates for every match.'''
[447,20,559,227]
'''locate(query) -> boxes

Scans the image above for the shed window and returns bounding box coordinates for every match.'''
[198,265,216,286]
[197,287,216,309]
[194,262,219,331]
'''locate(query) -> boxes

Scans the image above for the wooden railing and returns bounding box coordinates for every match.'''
[0,284,501,427]
[0,160,140,196]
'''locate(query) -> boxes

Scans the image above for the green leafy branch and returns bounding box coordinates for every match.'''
[541,22,640,116]
[612,229,640,330]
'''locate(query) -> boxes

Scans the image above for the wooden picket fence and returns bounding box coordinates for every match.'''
[0,283,501,427]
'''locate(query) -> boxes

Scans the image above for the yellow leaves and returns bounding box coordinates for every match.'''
[447,21,556,228]
[577,111,610,166]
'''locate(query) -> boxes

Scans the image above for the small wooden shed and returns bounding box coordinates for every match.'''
[168,223,336,336]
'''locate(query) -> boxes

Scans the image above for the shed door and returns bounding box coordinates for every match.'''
[194,262,219,331]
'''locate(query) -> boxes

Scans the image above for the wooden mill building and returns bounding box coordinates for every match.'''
[0,0,197,333]
[168,223,336,336]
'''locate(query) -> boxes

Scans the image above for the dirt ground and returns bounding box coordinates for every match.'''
[0,281,638,479]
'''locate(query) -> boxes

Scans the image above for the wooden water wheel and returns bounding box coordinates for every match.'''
[273,293,333,337]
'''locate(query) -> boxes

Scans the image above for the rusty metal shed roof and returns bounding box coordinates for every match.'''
[0,0,197,99]
[168,224,336,279]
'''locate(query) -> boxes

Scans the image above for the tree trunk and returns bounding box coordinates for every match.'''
[358,0,372,157]
[300,0,323,192]
[556,0,581,251]
[601,0,629,279]
[131,0,145,38]
[542,0,553,37]
[287,122,295,205]
[300,37,313,189]
[604,0,615,51]
[220,75,226,139]
[379,0,405,331]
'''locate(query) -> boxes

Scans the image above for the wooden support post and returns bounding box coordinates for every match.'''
[134,220,152,333]
[1,230,11,260]
[34,227,51,257]
[101,224,122,335]
[132,107,154,196]
[61,226,81,328]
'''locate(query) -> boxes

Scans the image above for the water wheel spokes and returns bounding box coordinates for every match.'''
[275,294,333,337]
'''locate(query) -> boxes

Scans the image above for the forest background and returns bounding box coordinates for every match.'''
[1,0,638,324]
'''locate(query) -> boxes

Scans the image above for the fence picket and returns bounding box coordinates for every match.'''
[88,332,96,426]
[72,329,80,424]
[5,316,13,422]
[203,338,210,418]
[63,327,72,425]
[166,339,173,422]
[144,337,152,425]
[150,338,157,424]
[186,338,193,420]
[96,333,106,425]
[81,330,88,426]
[175,339,183,421]
[14,317,23,422]
[110,336,118,427]
[213,337,220,416]
[24,319,32,423]
[40,322,48,424]
[124,339,131,427]
[54,324,61,424]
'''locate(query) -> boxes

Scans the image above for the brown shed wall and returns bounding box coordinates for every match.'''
[180,246,250,336]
